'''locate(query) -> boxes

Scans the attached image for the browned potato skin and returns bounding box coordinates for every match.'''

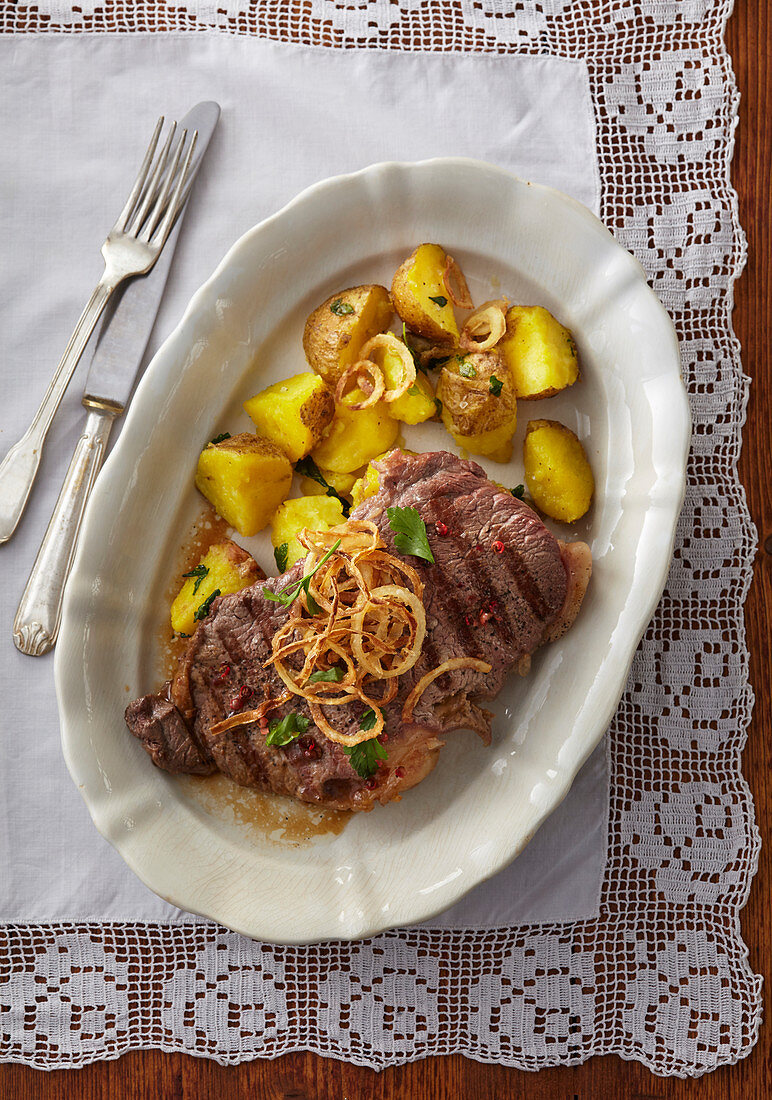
[437,351,516,437]
[300,387,335,439]
[302,284,393,387]
[391,246,459,344]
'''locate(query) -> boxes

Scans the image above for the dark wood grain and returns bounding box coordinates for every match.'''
[1,4,769,1096]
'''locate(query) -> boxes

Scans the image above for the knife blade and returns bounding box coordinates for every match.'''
[13,101,220,656]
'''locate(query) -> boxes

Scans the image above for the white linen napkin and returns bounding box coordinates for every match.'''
[0,32,605,926]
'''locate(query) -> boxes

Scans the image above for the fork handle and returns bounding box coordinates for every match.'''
[0,275,117,544]
[13,405,117,656]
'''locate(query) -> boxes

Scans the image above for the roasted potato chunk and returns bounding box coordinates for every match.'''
[243,372,334,462]
[523,419,594,522]
[387,365,436,425]
[310,393,399,473]
[302,285,393,387]
[271,495,346,570]
[436,351,517,462]
[350,461,381,509]
[350,447,418,508]
[391,244,460,343]
[170,540,261,636]
[499,305,579,400]
[195,433,292,537]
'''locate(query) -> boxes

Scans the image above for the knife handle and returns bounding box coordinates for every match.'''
[13,405,118,657]
[0,277,116,545]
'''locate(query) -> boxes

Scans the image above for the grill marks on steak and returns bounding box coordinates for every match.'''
[419,493,554,638]
[125,450,589,812]
[357,454,570,719]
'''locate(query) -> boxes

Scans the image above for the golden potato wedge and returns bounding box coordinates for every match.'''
[391,244,461,343]
[350,462,381,509]
[170,539,261,636]
[350,447,419,509]
[271,495,347,571]
[523,419,594,522]
[436,351,517,462]
[243,372,334,462]
[302,284,393,387]
[499,305,579,400]
[195,433,292,537]
[387,363,436,425]
[310,393,399,473]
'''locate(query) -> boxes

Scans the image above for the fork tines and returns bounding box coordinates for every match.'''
[118,118,198,244]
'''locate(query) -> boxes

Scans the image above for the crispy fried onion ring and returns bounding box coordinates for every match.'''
[266,521,427,746]
[359,333,416,402]
[335,359,386,409]
[212,521,489,750]
[402,657,492,721]
[335,334,417,408]
[443,254,474,309]
[459,300,508,353]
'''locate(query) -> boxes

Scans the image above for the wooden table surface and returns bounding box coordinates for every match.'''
[3,5,770,1096]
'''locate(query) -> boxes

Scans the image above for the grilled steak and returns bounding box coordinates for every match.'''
[125,450,591,811]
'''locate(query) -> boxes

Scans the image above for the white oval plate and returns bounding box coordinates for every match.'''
[56,160,689,943]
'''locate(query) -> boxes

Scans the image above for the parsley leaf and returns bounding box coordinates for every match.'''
[274,542,289,573]
[344,738,387,779]
[428,294,448,308]
[360,706,379,731]
[459,361,477,379]
[407,384,420,396]
[182,563,209,596]
[511,484,525,500]
[386,506,435,564]
[294,457,351,517]
[209,432,231,445]
[266,711,311,747]
[330,299,354,316]
[489,375,503,397]
[434,397,443,416]
[308,666,345,684]
[263,539,341,612]
[305,590,322,616]
[194,589,220,621]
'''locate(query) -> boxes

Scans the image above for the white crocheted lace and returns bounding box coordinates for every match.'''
[0,0,761,1076]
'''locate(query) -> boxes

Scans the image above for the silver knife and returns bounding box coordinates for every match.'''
[13,101,220,656]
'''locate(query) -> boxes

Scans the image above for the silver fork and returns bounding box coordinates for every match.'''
[0,118,198,544]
